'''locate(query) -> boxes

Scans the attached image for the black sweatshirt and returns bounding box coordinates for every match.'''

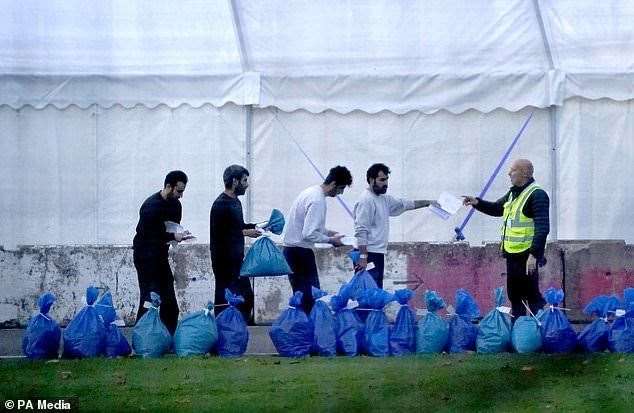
[209,193,256,262]
[133,191,181,252]
[474,178,550,259]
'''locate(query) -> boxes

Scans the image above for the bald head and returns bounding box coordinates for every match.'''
[509,159,534,187]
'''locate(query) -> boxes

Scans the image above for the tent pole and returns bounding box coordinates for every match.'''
[532,0,559,241]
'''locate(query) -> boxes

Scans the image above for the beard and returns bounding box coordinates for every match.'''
[373,184,387,195]
[235,183,247,196]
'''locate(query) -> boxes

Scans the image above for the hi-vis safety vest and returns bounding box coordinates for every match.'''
[501,182,540,254]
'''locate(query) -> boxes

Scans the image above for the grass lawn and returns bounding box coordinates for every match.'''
[1,353,633,412]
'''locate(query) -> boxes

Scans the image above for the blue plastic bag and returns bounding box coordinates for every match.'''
[95,290,117,326]
[608,290,634,353]
[446,289,480,353]
[309,287,336,356]
[577,295,619,353]
[22,292,61,359]
[330,294,362,356]
[262,209,285,235]
[240,236,292,277]
[132,292,172,358]
[476,287,512,353]
[95,291,131,358]
[216,289,249,357]
[512,315,542,353]
[270,291,313,357]
[359,288,394,357]
[63,286,107,358]
[416,290,449,354]
[389,289,416,356]
[609,311,634,353]
[340,250,378,303]
[174,302,219,357]
[538,288,577,353]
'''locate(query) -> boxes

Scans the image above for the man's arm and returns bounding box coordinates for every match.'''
[413,200,436,209]
[386,196,416,217]
[463,193,508,217]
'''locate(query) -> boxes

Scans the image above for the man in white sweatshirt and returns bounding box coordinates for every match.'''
[282,165,353,313]
[353,163,436,288]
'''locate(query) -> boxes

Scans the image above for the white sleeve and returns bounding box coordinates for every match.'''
[301,199,330,243]
[353,198,374,246]
[386,195,415,217]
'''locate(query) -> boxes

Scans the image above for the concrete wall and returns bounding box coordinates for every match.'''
[1,240,632,327]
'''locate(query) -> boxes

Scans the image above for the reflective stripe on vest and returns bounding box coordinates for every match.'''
[501,183,540,253]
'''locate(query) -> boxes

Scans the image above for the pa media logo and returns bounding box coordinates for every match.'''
[3,397,78,412]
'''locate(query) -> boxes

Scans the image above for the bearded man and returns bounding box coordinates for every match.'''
[209,164,261,323]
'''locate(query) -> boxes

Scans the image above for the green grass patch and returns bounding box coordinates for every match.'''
[1,354,633,412]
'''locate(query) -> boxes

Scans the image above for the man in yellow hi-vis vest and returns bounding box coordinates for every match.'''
[463,159,550,318]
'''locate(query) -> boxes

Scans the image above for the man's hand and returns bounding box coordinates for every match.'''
[527,255,537,275]
[329,234,345,247]
[243,229,262,238]
[174,232,184,242]
[462,196,479,206]
[354,256,368,272]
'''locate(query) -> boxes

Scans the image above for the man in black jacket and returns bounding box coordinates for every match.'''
[463,159,549,317]
[133,170,190,334]
[210,165,261,324]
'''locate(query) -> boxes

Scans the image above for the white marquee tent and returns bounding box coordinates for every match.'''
[1,0,633,247]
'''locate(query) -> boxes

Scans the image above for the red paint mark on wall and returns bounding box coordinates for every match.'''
[573,268,633,308]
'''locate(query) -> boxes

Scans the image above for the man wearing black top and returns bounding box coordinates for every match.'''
[210,165,261,324]
[133,170,190,334]
[463,159,549,317]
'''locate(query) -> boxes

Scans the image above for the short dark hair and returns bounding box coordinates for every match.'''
[324,165,352,187]
[366,163,390,184]
[164,170,188,188]
[223,164,249,188]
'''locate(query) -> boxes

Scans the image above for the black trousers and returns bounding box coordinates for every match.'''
[283,246,320,314]
[134,248,179,335]
[211,257,254,325]
[365,252,385,289]
[506,252,546,318]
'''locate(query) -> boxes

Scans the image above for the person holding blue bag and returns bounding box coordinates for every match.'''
[416,290,449,354]
[216,289,249,357]
[446,289,480,353]
[174,302,218,357]
[477,287,513,353]
[23,292,61,359]
[270,291,314,357]
[353,163,436,288]
[390,289,417,356]
[132,292,172,358]
[330,293,363,356]
[309,287,337,356]
[578,295,620,352]
[95,290,131,358]
[210,165,261,325]
[63,286,107,358]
